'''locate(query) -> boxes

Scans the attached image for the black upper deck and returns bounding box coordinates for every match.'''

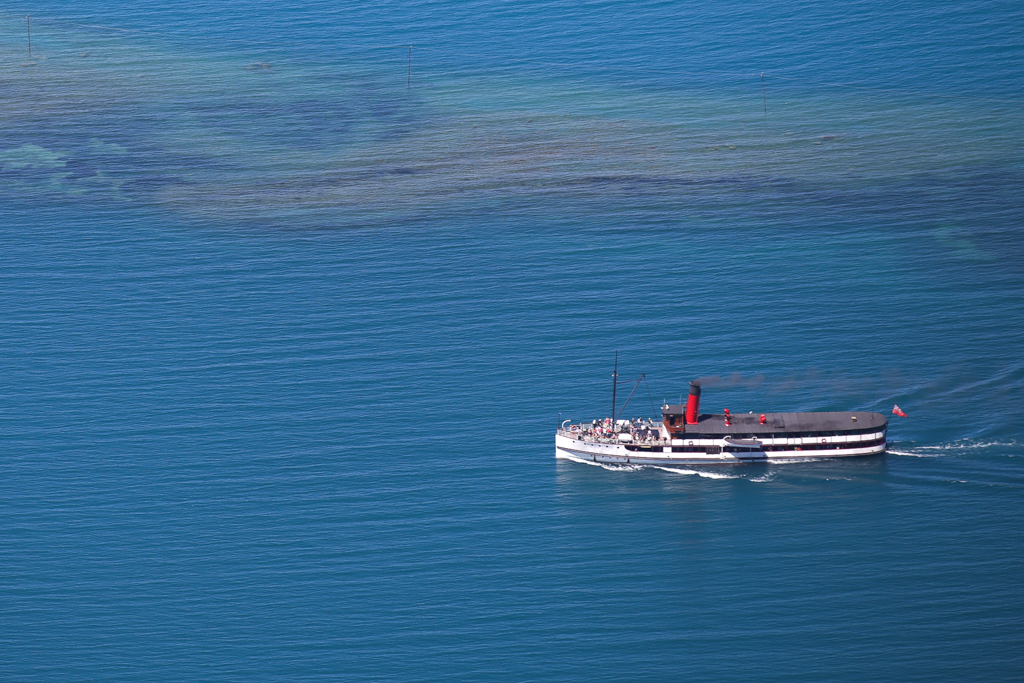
[661,406,887,437]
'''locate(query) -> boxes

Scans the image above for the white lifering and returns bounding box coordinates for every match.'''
[821,438,827,444]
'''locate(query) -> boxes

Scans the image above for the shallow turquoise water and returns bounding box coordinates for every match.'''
[2,2,1023,680]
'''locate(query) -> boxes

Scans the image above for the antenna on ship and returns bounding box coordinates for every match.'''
[611,351,618,423]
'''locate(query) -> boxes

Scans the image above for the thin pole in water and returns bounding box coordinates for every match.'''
[761,72,767,115]
[26,15,31,58]
[611,351,618,423]
[408,46,412,88]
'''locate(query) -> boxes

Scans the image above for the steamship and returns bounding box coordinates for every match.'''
[556,375,888,466]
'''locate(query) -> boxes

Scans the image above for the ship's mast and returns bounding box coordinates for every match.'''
[611,351,618,424]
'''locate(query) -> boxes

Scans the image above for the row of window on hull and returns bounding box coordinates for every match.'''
[663,427,886,439]
[627,437,887,454]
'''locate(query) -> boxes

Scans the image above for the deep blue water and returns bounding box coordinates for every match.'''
[2,2,1024,681]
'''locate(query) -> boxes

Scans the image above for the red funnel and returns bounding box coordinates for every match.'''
[685,381,701,424]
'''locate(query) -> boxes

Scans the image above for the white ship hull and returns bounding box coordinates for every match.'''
[555,432,886,466]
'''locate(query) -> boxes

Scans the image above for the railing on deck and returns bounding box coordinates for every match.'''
[556,427,664,445]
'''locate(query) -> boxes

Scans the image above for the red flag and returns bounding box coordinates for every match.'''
[893,404,908,417]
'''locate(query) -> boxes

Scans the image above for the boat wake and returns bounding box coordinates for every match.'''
[889,439,1019,457]
[559,454,747,479]
[650,466,742,479]
[559,454,645,472]
[916,440,1017,450]
[889,449,945,458]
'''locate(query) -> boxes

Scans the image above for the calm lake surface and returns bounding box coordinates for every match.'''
[2,1,1023,680]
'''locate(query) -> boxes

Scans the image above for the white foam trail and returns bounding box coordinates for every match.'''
[650,466,741,479]
[915,440,1018,450]
[599,463,645,472]
[561,455,743,478]
[559,454,647,471]
[889,449,945,458]
[889,439,1020,458]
